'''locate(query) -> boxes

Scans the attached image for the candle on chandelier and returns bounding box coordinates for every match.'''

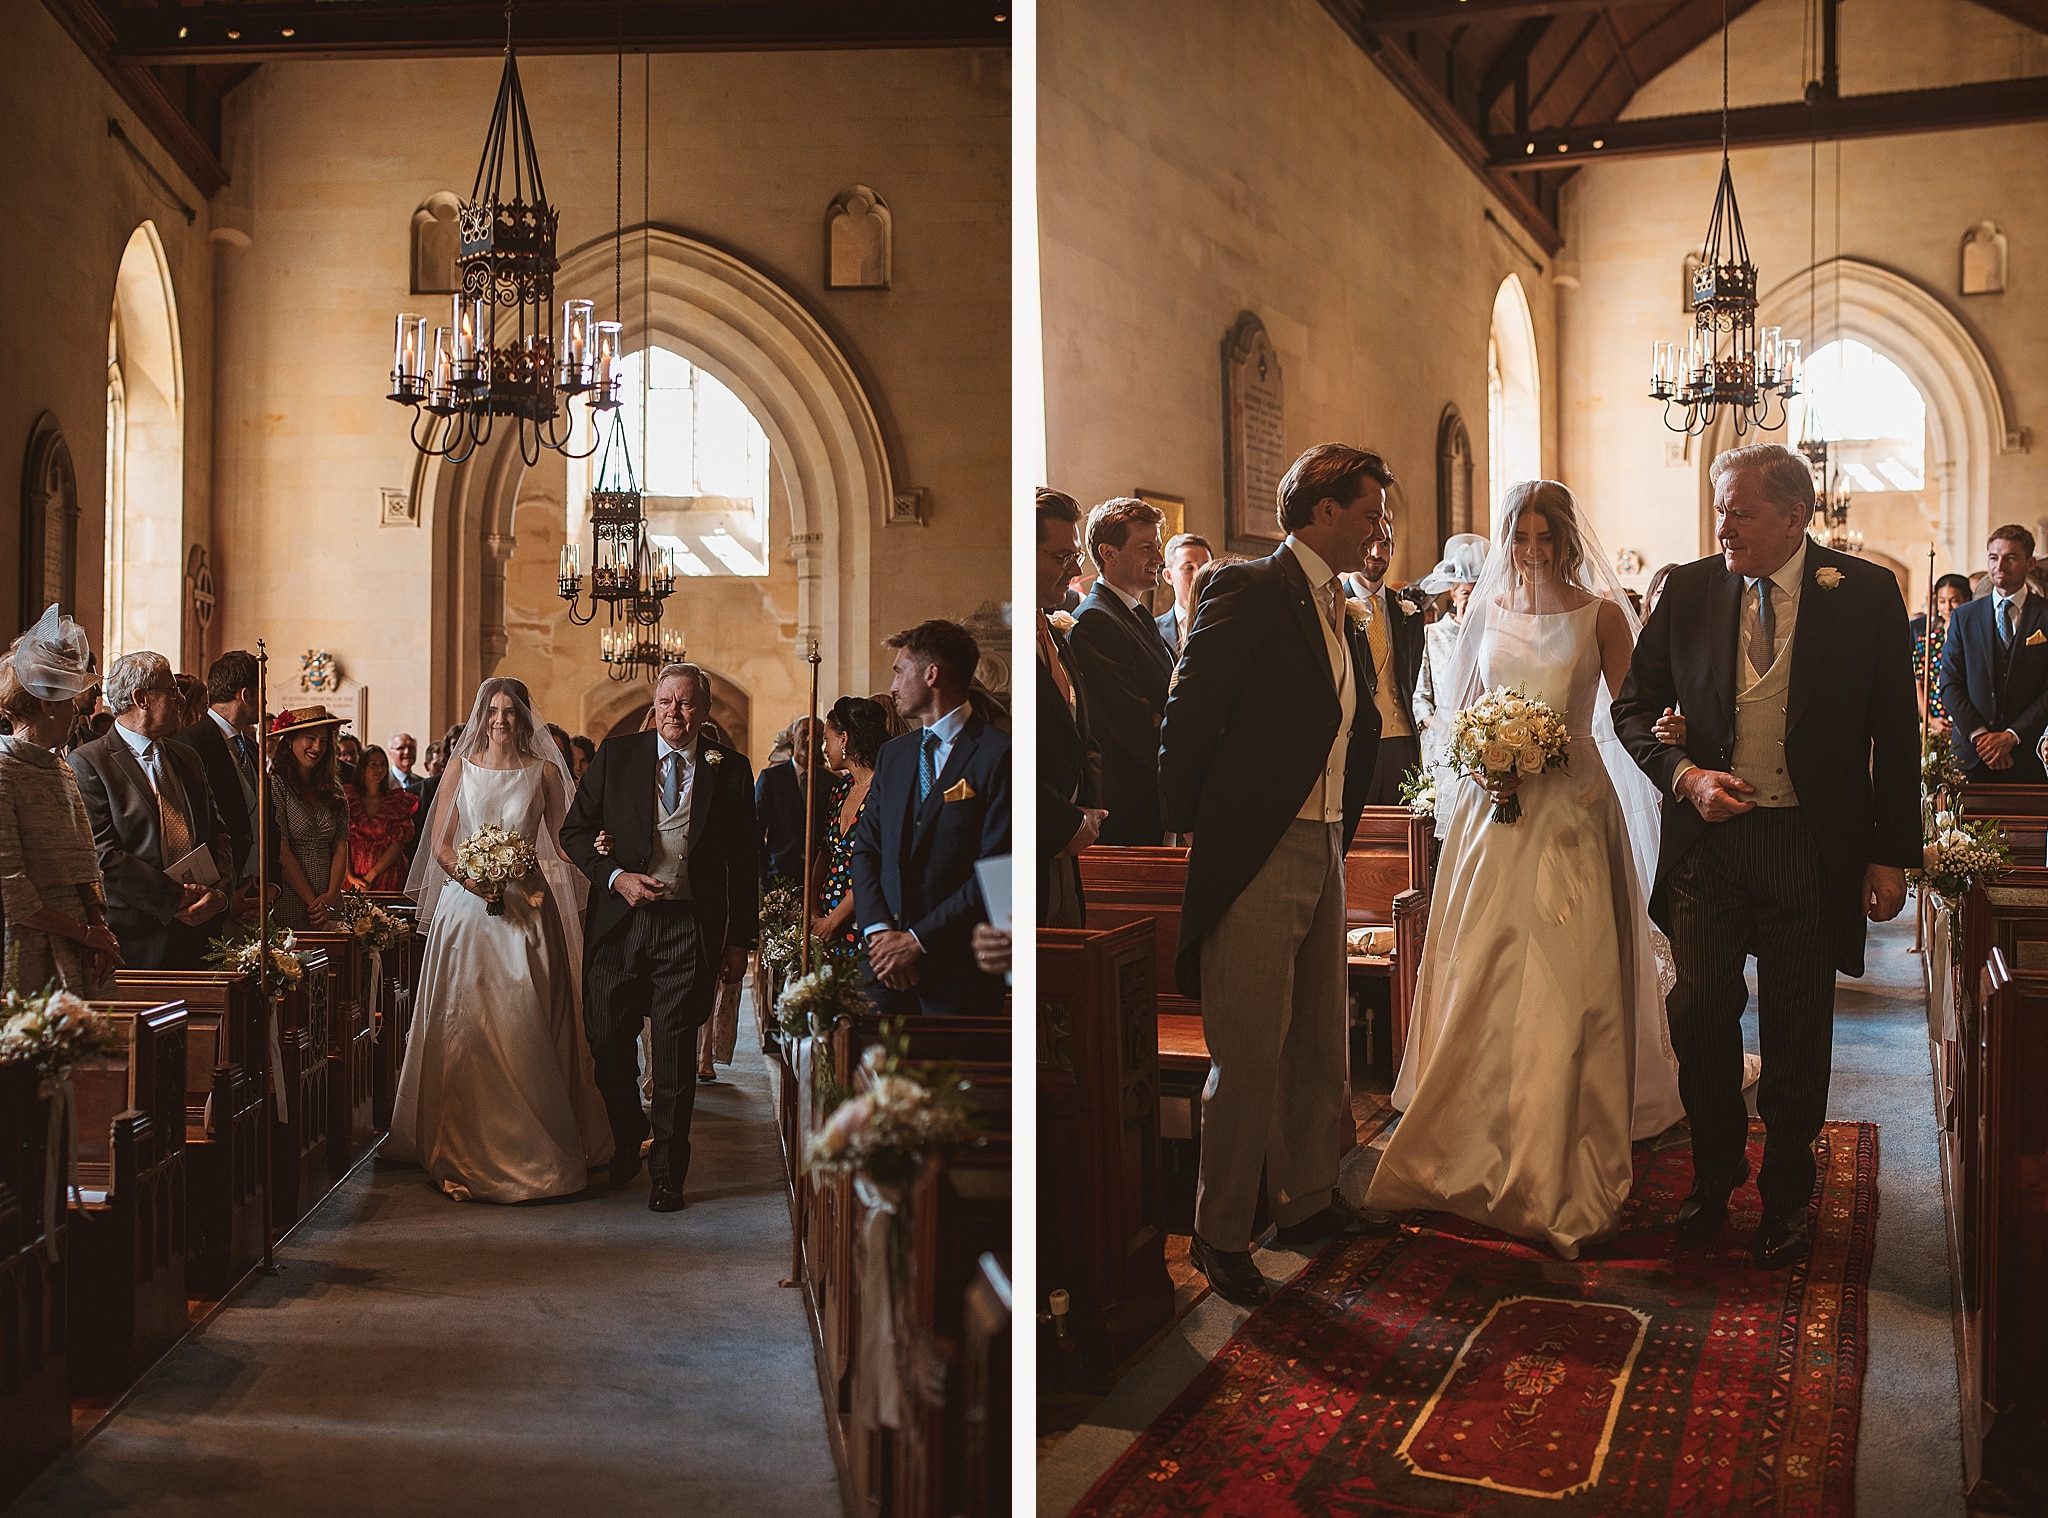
[1758,327,1782,386]
[1650,340,1675,395]
[392,313,427,393]
[560,300,594,389]
[1779,338,1802,394]
[593,321,623,403]
[429,326,455,405]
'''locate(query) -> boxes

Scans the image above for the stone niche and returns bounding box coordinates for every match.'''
[826,185,892,290]
[411,192,461,296]
[1960,222,2007,297]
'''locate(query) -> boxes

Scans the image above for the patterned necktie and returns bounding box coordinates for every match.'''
[662,750,681,814]
[1363,589,1391,687]
[149,745,195,862]
[1747,580,1777,678]
[1325,581,1346,639]
[1998,596,2014,648]
[916,730,941,807]
[1039,614,1075,713]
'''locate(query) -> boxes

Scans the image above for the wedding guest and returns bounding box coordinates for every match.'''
[757,715,830,888]
[1644,561,1680,619]
[569,734,596,781]
[809,696,890,962]
[335,731,363,787]
[174,672,209,729]
[177,649,269,907]
[1037,487,1104,927]
[270,705,350,929]
[1156,532,1214,656]
[971,922,1010,976]
[345,745,419,892]
[0,607,120,994]
[387,732,427,796]
[415,722,463,823]
[1340,520,1426,805]
[852,620,1011,1016]
[1158,443,1399,1305]
[1912,574,1973,739]
[419,740,443,781]
[1940,525,2048,784]
[1410,533,1489,776]
[1069,497,1172,845]
[69,651,230,971]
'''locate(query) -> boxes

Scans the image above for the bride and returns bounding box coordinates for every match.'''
[1365,480,1684,1257]
[386,677,613,1202]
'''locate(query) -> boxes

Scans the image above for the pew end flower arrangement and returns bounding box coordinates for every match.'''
[336,891,413,953]
[1921,729,1966,810]
[206,927,306,990]
[454,824,540,917]
[1915,809,2012,963]
[0,986,124,1088]
[805,1028,978,1188]
[1398,765,1437,822]
[775,953,866,1107]
[1450,686,1570,824]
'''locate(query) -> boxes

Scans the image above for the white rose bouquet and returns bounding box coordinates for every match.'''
[0,987,124,1084]
[454,824,540,917]
[1449,685,1570,824]
[806,1041,976,1185]
[336,890,414,953]
[206,927,305,990]
[1398,764,1437,821]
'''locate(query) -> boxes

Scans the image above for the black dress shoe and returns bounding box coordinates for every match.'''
[1188,1233,1271,1307]
[648,1181,686,1213]
[1673,1190,1730,1247]
[609,1153,643,1189]
[1272,1195,1400,1247]
[1753,1213,1811,1268]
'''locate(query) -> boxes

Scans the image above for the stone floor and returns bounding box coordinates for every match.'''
[1035,913,1966,1516]
[13,1001,841,1518]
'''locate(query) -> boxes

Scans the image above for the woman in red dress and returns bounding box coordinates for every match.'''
[345,743,419,892]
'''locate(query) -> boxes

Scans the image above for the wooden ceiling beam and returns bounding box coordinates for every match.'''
[37,0,230,194]
[1958,0,2048,34]
[1490,74,2048,166]
[1354,0,1689,28]
[109,2,1010,65]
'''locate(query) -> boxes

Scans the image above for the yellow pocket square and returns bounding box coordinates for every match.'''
[2028,629,2046,647]
[943,779,976,802]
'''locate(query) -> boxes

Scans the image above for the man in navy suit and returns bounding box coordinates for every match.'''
[851,619,1011,1016]
[1156,532,1214,658]
[1068,498,1175,845]
[1939,525,2048,785]
[754,716,830,887]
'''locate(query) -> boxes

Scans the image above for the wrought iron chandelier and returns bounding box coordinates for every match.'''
[1799,93,1860,555]
[1649,0,1800,437]
[386,5,614,465]
[560,49,678,675]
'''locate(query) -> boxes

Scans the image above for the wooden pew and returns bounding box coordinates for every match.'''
[1944,870,2048,1510]
[0,1062,70,1504]
[68,1001,189,1391]
[290,931,378,1175]
[958,1253,1010,1518]
[113,969,265,1297]
[265,947,334,1226]
[1037,921,1172,1391]
[364,892,423,1127]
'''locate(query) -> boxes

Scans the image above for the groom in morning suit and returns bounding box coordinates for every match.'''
[1158,443,1400,1307]
[1938,524,2048,785]
[561,662,758,1213]
[1614,443,1918,1268]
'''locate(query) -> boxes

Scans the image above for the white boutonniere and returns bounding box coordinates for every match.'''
[1048,610,1076,633]
[703,747,725,766]
[1815,567,1844,589]
[1345,598,1372,630]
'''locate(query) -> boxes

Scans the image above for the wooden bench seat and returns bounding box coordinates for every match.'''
[290,931,379,1175]
[0,1062,70,1504]
[113,969,265,1297]
[69,1001,189,1390]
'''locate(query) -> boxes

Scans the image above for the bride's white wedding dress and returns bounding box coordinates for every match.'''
[386,761,613,1202]
[1365,600,1684,1257]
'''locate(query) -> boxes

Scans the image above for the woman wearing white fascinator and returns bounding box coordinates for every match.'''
[0,606,122,993]
[1411,532,1491,776]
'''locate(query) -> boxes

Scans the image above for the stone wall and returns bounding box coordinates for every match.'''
[1039,0,1561,583]
[1558,0,2048,604]
[0,0,217,659]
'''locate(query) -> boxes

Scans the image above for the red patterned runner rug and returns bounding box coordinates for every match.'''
[1070,1120,1877,1517]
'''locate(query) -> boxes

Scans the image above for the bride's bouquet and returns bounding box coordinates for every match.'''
[455,824,540,917]
[1450,686,1570,825]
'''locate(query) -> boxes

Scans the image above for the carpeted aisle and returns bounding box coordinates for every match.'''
[11,997,840,1518]
[1037,913,1966,1516]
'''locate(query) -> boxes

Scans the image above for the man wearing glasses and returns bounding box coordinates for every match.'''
[69,651,232,970]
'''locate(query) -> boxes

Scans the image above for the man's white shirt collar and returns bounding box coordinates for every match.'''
[1995,582,2029,613]
[1749,536,1807,598]
[1284,534,1338,594]
[1104,580,1146,616]
[114,720,155,760]
[208,709,240,741]
[656,732,696,764]
[924,703,971,745]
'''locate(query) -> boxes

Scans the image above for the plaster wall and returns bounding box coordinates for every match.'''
[1039,0,1560,582]
[208,45,1008,751]
[0,0,217,658]
[1558,0,2048,599]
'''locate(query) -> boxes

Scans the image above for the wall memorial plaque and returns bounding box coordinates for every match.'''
[1223,311,1286,552]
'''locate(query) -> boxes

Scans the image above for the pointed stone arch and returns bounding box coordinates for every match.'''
[1699,258,2025,573]
[107,221,185,662]
[414,226,889,731]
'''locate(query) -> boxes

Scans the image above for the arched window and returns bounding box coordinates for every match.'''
[1487,274,1541,518]
[106,222,184,660]
[1792,338,1926,494]
[568,346,773,578]
[21,414,79,625]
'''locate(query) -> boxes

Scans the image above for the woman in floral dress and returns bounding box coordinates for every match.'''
[810,697,893,966]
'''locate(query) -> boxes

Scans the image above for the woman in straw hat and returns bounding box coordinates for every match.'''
[0,606,121,993]
[1410,531,1491,779]
[269,704,350,931]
